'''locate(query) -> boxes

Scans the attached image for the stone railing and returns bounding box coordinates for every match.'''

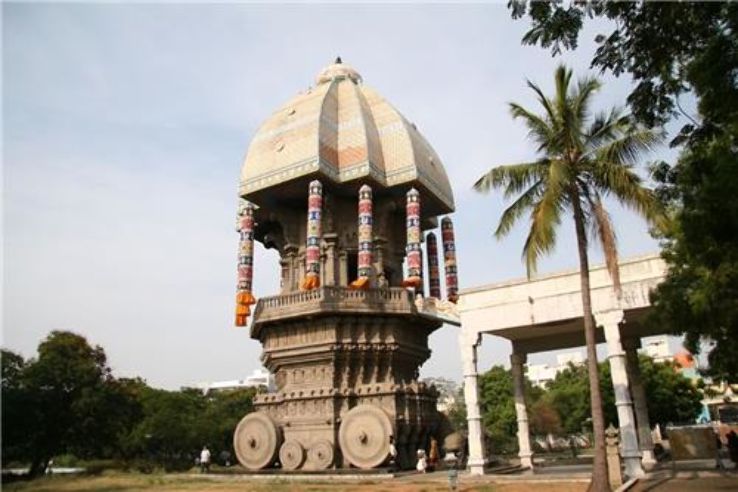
[252,286,416,326]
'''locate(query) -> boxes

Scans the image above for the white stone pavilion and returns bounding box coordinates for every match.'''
[458,253,669,478]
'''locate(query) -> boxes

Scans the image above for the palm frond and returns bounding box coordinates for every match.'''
[495,180,543,239]
[572,76,601,125]
[509,103,554,152]
[592,127,663,165]
[473,160,548,199]
[554,65,573,118]
[582,186,621,297]
[522,160,569,277]
[585,108,626,152]
[590,160,667,230]
[525,79,556,123]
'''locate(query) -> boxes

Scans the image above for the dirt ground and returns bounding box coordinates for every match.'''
[631,474,738,491]
[8,471,736,492]
[2,472,587,492]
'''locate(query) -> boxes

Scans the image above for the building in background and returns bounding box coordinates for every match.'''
[526,351,585,388]
[195,368,275,394]
[642,336,672,363]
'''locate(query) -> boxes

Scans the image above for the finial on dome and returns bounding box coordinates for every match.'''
[316,58,362,85]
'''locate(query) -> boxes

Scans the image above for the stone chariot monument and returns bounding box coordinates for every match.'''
[231,59,461,472]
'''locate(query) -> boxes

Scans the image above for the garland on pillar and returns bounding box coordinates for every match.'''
[301,180,323,290]
[402,188,423,289]
[235,200,256,326]
[426,232,441,298]
[441,216,459,303]
[350,184,373,290]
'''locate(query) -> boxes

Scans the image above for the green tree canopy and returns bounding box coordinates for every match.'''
[546,356,703,431]
[3,331,143,475]
[509,2,738,133]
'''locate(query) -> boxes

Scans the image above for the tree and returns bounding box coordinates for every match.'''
[479,366,518,453]
[121,386,257,470]
[649,134,738,380]
[637,356,703,425]
[529,396,562,437]
[122,387,205,470]
[509,2,737,133]
[547,356,703,433]
[545,363,592,435]
[478,365,543,454]
[473,66,663,490]
[2,349,34,464]
[8,331,142,476]
[509,0,738,381]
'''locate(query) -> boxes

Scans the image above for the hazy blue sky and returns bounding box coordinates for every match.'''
[3,3,682,389]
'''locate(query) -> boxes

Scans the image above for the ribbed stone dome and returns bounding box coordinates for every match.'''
[240,59,454,216]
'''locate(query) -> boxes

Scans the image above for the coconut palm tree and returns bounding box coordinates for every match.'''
[474,65,664,491]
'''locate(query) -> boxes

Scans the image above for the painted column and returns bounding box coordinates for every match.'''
[595,310,644,479]
[510,351,534,469]
[301,180,322,290]
[460,328,485,475]
[426,232,441,298]
[351,184,373,289]
[441,217,459,303]
[623,338,657,469]
[235,200,256,326]
[402,188,423,289]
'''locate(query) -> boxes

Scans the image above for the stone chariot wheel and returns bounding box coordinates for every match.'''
[279,440,305,471]
[233,412,282,470]
[307,439,334,470]
[338,404,393,469]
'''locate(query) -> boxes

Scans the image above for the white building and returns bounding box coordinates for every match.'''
[641,336,672,363]
[196,368,275,394]
[526,351,585,388]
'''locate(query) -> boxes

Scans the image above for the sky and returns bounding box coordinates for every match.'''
[3,3,684,389]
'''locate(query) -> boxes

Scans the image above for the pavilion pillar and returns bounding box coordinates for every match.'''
[595,310,644,479]
[510,350,534,469]
[460,329,485,475]
[623,338,657,470]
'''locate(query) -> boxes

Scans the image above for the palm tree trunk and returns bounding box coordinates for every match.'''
[572,192,609,492]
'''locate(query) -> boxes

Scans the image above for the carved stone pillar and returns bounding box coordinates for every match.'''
[374,236,387,279]
[595,310,644,479]
[623,337,656,470]
[510,350,533,469]
[460,328,485,475]
[323,233,338,286]
[283,244,298,292]
[338,251,348,286]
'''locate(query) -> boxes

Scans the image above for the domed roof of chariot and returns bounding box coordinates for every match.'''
[240,58,454,216]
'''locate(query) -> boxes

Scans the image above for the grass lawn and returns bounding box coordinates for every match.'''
[3,471,589,492]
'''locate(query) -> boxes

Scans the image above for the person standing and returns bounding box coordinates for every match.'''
[200,446,211,473]
[429,437,439,471]
[416,449,427,473]
[727,430,738,467]
[388,435,398,470]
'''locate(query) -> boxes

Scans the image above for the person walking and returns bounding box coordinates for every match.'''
[200,446,211,473]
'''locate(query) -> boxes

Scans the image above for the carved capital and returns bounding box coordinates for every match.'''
[510,352,527,367]
[594,309,624,328]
